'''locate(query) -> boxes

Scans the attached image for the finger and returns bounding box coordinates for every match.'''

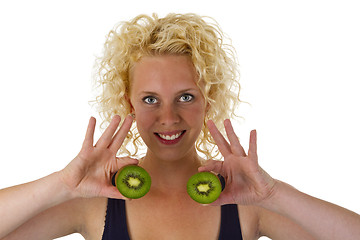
[114,157,139,173]
[198,159,224,174]
[248,130,258,160]
[95,115,121,148]
[83,117,96,148]
[109,115,134,152]
[106,157,139,199]
[224,119,246,156]
[207,190,235,206]
[207,120,232,157]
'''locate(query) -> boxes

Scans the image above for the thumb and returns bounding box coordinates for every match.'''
[206,190,236,206]
[101,185,131,200]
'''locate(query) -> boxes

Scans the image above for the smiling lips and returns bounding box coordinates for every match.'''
[154,130,186,145]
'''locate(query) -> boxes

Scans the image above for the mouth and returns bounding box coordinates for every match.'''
[154,130,186,145]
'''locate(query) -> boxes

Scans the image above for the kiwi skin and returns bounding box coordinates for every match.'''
[115,165,151,199]
[186,172,222,204]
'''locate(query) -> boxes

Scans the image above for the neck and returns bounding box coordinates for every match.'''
[139,148,203,192]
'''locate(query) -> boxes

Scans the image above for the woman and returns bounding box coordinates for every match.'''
[1,13,359,240]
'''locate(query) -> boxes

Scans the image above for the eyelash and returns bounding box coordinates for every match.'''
[142,94,194,105]
[142,96,158,104]
[178,94,194,102]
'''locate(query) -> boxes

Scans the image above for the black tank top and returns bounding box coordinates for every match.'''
[102,198,243,239]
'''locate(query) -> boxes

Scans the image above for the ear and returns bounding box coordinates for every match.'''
[125,94,135,113]
[205,101,211,114]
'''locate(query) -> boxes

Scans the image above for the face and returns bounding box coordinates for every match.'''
[129,55,206,162]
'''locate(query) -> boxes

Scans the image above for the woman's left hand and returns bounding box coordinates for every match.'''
[199,119,277,206]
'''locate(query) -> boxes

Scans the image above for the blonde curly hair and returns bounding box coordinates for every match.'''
[94,13,241,160]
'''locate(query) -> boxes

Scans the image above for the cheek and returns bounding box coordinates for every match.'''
[191,101,206,118]
[183,104,206,129]
[134,109,156,136]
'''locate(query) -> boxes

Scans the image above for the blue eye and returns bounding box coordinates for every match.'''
[143,96,158,104]
[179,94,194,102]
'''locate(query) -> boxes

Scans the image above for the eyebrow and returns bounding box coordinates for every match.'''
[140,88,199,95]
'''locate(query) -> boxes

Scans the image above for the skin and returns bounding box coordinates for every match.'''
[125,55,225,239]
[1,55,360,240]
[129,55,206,165]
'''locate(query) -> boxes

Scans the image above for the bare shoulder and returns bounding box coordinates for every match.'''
[80,197,108,240]
[255,206,315,240]
[2,197,106,240]
[237,203,316,240]
[237,204,261,240]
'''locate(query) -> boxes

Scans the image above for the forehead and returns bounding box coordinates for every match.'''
[130,55,200,94]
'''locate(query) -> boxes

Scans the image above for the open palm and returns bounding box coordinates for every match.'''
[59,115,138,199]
[199,119,276,206]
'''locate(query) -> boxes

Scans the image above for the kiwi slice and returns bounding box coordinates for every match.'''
[115,165,151,199]
[186,172,222,204]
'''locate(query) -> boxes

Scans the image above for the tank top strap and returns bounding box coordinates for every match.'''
[102,198,130,240]
[218,204,243,239]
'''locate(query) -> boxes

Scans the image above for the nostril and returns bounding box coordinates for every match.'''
[159,110,180,125]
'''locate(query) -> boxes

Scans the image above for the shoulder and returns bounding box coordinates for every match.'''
[237,204,312,239]
[237,204,261,240]
[79,197,108,240]
[247,204,315,239]
[1,197,108,240]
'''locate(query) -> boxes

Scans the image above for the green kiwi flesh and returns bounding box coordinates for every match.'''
[186,172,221,204]
[115,165,151,199]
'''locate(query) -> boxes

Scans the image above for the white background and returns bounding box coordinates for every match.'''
[0,1,359,239]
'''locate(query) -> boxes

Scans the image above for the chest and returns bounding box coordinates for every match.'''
[126,199,221,240]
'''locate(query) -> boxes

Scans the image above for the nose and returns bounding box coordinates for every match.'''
[159,103,180,126]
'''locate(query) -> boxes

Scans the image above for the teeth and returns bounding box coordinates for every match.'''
[158,131,183,140]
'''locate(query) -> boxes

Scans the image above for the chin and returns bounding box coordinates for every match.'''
[147,145,197,163]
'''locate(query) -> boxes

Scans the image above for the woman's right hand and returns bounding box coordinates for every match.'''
[59,115,138,199]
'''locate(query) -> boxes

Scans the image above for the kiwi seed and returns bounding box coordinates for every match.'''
[115,165,151,199]
[186,172,222,204]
